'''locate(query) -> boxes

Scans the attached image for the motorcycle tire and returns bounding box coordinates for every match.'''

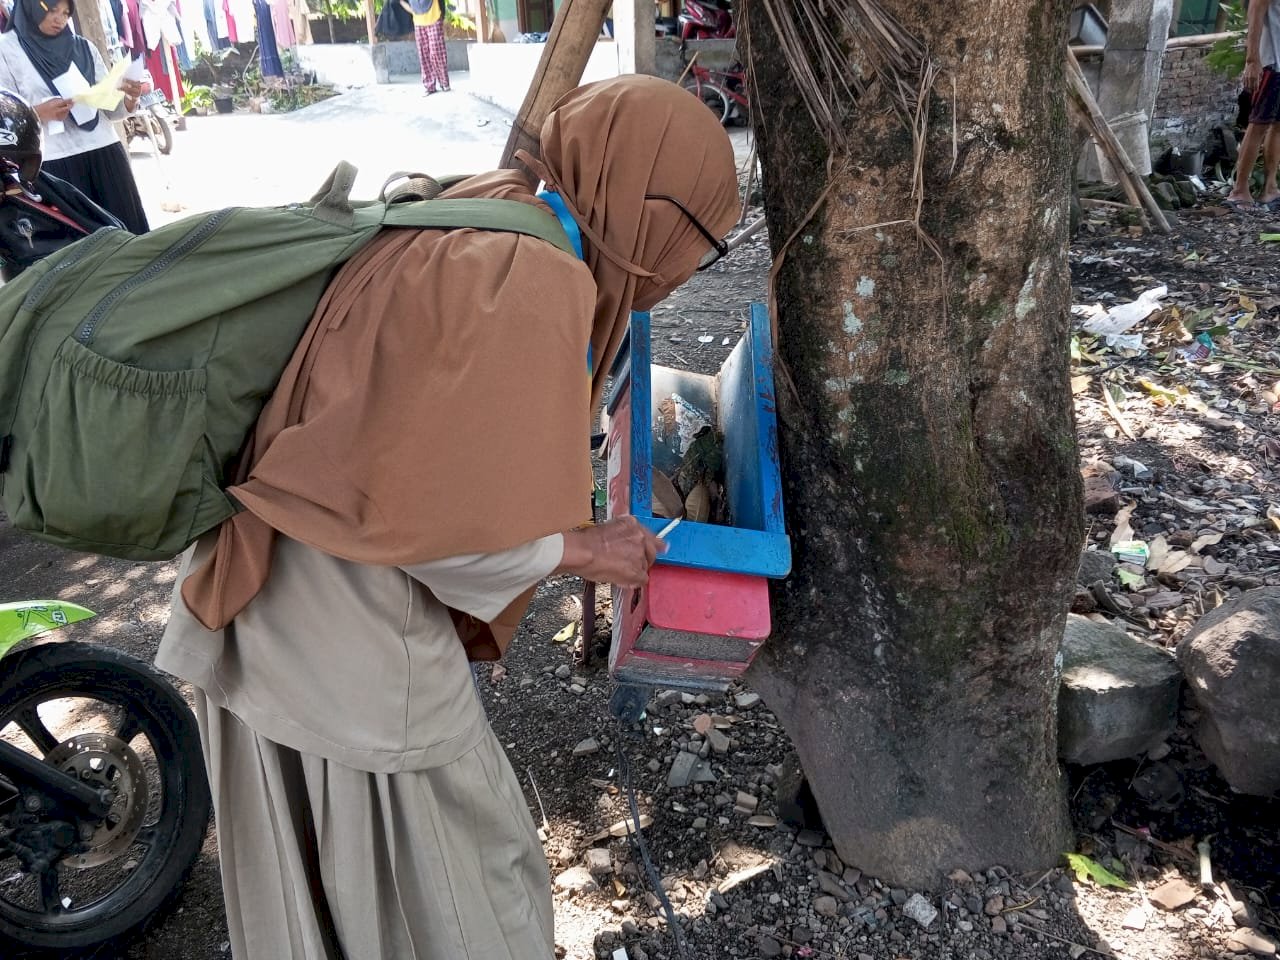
[681,78,731,126]
[148,114,174,156]
[0,641,211,955]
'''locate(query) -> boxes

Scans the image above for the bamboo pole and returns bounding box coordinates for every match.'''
[365,0,377,46]
[499,0,612,183]
[1065,49,1172,234]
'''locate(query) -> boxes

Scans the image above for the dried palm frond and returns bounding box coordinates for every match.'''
[740,0,936,153]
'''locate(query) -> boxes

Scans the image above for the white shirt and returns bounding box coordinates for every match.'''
[0,32,128,162]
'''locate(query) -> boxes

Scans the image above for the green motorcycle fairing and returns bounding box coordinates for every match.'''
[0,601,96,660]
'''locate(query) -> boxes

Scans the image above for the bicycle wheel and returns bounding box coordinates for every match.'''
[682,79,731,126]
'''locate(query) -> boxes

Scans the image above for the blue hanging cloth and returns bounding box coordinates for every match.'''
[253,0,284,77]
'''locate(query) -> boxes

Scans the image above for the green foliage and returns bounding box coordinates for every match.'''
[180,85,214,113]
[1064,853,1130,889]
[267,83,339,113]
[1206,2,1247,76]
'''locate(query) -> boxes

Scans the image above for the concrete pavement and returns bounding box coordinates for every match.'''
[128,72,753,229]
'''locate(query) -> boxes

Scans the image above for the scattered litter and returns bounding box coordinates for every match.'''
[1180,331,1215,362]
[552,622,577,644]
[698,335,714,344]
[1111,540,1149,566]
[1076,285,1166,350]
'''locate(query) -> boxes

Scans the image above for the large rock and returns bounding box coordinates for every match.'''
[1177,588,1280,796]
[1058,615,1180,764]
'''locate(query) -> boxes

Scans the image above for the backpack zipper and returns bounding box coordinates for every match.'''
[74,208,236,345]
[21,227,121,312]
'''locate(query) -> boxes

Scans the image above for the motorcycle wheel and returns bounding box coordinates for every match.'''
[147,113,174,156]
[0,641,210,955]
[682,78,731,126]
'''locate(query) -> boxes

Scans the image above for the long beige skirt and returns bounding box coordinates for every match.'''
[195,693,555,960]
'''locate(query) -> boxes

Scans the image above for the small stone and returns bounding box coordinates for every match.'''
[569,683,587,696]
[554,866,599,895]
[707,728,731,754]
[692,817,708,830]
[796,829,825,847]
[585,848,613,876]
[747,815,779,828]
[656,690,682,708]
[1069,946,1087,960]
[1150,877,1198,911]
[571,676,588,686]
[948,868,973,883]
[554,665,572,679]
[735,692,762,709]
[621,920,641,936]
[758,935,782,958]
[734,790,759,814]
[646,759,660,773]
[692,859,709,880]
[815,895,839,918]
[1121,905,1147,930]
[902,893,938,929]
[1227,928,1278,956]
[573,737,600,756]
[668,752,697,788]
[957,920,974,932]
[692,714,713,734]
[842,867,862,887]
[984,895,1004,917]
[817,870,850,901]
[890,888,908,906]
[991,916,1007,934]
[792,925,813,944]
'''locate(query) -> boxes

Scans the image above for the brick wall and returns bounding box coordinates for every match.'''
[1150,39,1239,153]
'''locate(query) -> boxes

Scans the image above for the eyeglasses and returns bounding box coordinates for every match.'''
[645,193,729,271]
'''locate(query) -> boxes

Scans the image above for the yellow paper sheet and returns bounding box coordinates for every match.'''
[73,57,130,111]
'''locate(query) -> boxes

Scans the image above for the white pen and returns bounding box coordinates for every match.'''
[656,517,682,540]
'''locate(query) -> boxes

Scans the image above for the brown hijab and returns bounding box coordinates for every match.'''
[181,76,739,658]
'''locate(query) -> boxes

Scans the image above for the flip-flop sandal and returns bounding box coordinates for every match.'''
[1223,197,1262,213]
[1263,197,1280,212]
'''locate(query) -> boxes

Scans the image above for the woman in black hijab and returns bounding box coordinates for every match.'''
[0,0,149,232]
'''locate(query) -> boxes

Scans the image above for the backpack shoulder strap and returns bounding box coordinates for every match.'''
[381,197,577,257]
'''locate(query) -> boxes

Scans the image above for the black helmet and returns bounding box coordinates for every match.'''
[0,90,42,189]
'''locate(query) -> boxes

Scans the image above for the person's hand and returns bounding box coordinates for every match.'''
[34,98,72,122]
[1244,58,1262,94]
[119,79,144,98]
[556,516,666,587]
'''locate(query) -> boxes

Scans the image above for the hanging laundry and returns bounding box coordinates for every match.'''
[253,0,283,77]
[141,0,184,49]
[269,0,294,49]
[202,0,228,46]
[122,0,146,56]
[222,0,237,42]
[286,0,310,44]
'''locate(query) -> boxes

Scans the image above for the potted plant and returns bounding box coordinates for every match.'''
[212,84,234,114]
[180,85,214,116]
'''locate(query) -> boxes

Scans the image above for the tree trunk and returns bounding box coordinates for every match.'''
[744,0,1083,888]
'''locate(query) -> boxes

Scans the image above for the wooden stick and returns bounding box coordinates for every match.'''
[1079,197,1141,211]
[1065,50,1171,233]
[500,0,612,184]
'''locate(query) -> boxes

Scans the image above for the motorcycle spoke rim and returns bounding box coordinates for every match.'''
[38,865,63,914]
[13,706,58,756]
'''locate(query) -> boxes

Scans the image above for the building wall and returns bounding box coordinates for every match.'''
[1078,36,1238,155]
[1150,38,1238,152]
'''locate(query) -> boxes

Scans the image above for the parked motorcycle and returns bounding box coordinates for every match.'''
[0,601,210,955]
[679,0,734,41]
[123,89,176,156]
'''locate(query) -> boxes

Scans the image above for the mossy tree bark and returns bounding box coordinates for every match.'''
[744,0,1084,887]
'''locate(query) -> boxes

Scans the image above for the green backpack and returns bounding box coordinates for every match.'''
[0,162,575,561]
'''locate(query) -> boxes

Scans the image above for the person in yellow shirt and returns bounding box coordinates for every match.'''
[401,0,450,93]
